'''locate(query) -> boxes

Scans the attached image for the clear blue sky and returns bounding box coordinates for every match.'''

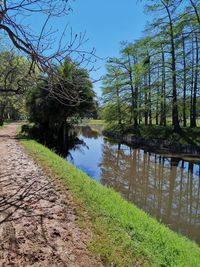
[66,0,148,97]
[18,1,148,97]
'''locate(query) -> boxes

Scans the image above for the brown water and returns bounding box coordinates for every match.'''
[67,127,200,245]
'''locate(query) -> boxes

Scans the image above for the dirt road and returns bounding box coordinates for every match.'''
[0,123,102,267]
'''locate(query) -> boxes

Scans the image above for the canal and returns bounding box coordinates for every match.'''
[66,126,200,245]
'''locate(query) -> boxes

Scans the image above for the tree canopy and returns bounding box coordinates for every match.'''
[26,57,96,145]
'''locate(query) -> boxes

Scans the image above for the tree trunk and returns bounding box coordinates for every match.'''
[160,45,166,126]
[148,52,152,126]
[191,34,198,128]
[127,53,138,126]
[163,2,180,132]
[190,36,194,128]
[170,21,180,131]
[190,0,200,26]
[144,75,148,125]
[182,34,187,127]
[116,85,122,128]
[156,66,160,126]
[0,105,6,126]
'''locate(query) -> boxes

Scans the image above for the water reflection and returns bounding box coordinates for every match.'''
[67,127,200,244]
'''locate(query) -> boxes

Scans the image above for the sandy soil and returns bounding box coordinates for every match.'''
[0,123,103,267]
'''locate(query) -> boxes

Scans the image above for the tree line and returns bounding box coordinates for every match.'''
[102,0,200,132]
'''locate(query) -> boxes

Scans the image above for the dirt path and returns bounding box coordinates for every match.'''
[0,123,103,267]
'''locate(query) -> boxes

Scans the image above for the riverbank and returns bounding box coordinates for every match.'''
[102,125,200,157]
[20,132,200,266]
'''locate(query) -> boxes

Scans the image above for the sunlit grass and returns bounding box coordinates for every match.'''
[83,119,105,126]
[19,136,200,267]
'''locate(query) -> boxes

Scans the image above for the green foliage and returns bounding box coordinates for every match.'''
[20,137,200,267]
[0,51,31,92]
[0,51,33,124]
[26,58,96,142]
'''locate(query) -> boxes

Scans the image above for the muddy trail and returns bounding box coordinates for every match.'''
[0,123,103,267]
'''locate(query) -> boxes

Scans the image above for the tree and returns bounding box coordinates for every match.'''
[102,0,200,131]
[0,1,96,101]
[101,63,127,130]
[26,57,96,145]
[145,0,181,131]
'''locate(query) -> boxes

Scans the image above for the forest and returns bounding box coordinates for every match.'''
[101,0,200,134]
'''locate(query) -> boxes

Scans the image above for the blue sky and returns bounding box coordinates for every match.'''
[66,0,148,96]
[14,1,148,97]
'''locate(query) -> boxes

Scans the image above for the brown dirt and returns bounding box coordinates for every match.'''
[0,123,103,267]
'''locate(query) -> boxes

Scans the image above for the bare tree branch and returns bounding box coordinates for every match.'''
[0,0,99,102]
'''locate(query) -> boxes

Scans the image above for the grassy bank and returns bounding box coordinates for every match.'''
[132,125,200,146]
[20,138,200,267]
[106,124,200,146]
[86,119,200,146]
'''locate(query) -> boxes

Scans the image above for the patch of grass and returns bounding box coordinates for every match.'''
[83,119,105,126]
[20,138,200,267]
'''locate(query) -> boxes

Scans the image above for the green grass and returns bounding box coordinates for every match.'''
[106,123,200,146]
[20,137,200,267]
[83,119,105,126]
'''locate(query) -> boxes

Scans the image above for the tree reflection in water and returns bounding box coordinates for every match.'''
[65,127,200,245]
[100,141,200,244]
